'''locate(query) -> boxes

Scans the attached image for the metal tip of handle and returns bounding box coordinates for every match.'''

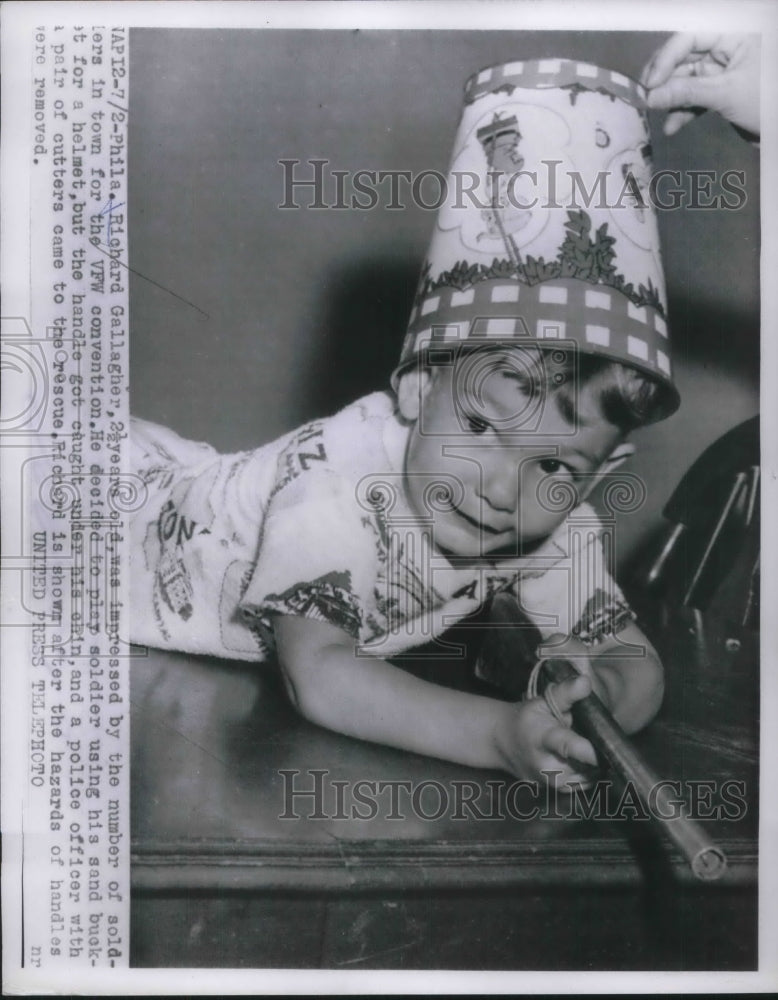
[692,846,728,881]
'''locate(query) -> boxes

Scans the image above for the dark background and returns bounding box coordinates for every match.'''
[128,29,759,568]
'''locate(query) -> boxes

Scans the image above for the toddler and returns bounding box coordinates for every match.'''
[130,57,678,788]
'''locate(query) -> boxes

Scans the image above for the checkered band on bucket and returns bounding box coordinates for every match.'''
[465,58,647,108]
[395,278,677,410]
[395,56,678,419]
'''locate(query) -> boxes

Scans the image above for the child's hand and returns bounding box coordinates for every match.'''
[642,33,760,138]
[495,673,599,790]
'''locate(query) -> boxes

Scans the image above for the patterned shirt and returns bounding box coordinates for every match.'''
[129,392,633,662]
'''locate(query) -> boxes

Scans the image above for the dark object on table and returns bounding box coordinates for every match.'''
[539,654,726,881]
[644,415,759,623]
[476,591,727,881]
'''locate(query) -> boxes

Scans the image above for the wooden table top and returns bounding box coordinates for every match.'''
[130,607,758,892]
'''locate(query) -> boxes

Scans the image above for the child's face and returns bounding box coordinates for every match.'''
[401,354,629,559]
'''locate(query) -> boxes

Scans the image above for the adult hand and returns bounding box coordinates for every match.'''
[642,34,760,139]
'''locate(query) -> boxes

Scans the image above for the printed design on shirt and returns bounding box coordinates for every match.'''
[361,506,439,635]
[452,574,517,603]
[486,575,518,600]
[262,570,362,639]
[132,420,218,492]
[452,579,479,601]
[143,463,223,625]
[156,547,194,622]
[271,423,329,499]
[572,586,635,644]
[136,462,180,493]
[157,497,210,547]
[151,497,215,622]
[245,620,274,660]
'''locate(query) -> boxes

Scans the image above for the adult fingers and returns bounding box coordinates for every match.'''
[663,109,699,136]
[647,67,760,136]
[646,72,726,114]
[642,33,724,87]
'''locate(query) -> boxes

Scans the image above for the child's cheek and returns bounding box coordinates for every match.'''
[516,501,567,542]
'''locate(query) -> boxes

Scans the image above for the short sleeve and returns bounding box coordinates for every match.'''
[517,509,635,645]
[238,468,376,648]
[569,528,635,644]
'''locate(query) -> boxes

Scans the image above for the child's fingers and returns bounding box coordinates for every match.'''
[542,724,598,768]
[560,776,596,792]
[558,766,599,792]
[547,674,592,715]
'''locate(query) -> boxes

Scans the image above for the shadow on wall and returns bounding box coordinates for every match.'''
[301,256,420,419]
[591,294,758,571]
[666,297,759,378]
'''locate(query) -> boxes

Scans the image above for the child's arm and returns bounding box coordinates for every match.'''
[582,621,665,734]
[274,614,602,785]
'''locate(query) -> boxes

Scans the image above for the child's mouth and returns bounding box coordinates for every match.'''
[451,505,512,536]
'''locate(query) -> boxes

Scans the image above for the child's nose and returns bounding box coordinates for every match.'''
[478,468,516,514]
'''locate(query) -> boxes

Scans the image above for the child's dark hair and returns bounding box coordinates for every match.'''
[550,350,666,431]
[433,344,668,432]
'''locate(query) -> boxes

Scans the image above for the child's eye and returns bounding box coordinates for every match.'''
[539,458,572,476]
[466,415,491,435]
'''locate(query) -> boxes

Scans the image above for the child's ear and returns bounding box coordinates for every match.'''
[579,442,635,500]
[396,369,433,421]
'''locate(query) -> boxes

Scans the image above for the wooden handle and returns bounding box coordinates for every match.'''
[478,592,727,881]
[540,656,727,881]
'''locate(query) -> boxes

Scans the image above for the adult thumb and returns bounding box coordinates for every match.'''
[647,70,759,138]
[646,73,725,115]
